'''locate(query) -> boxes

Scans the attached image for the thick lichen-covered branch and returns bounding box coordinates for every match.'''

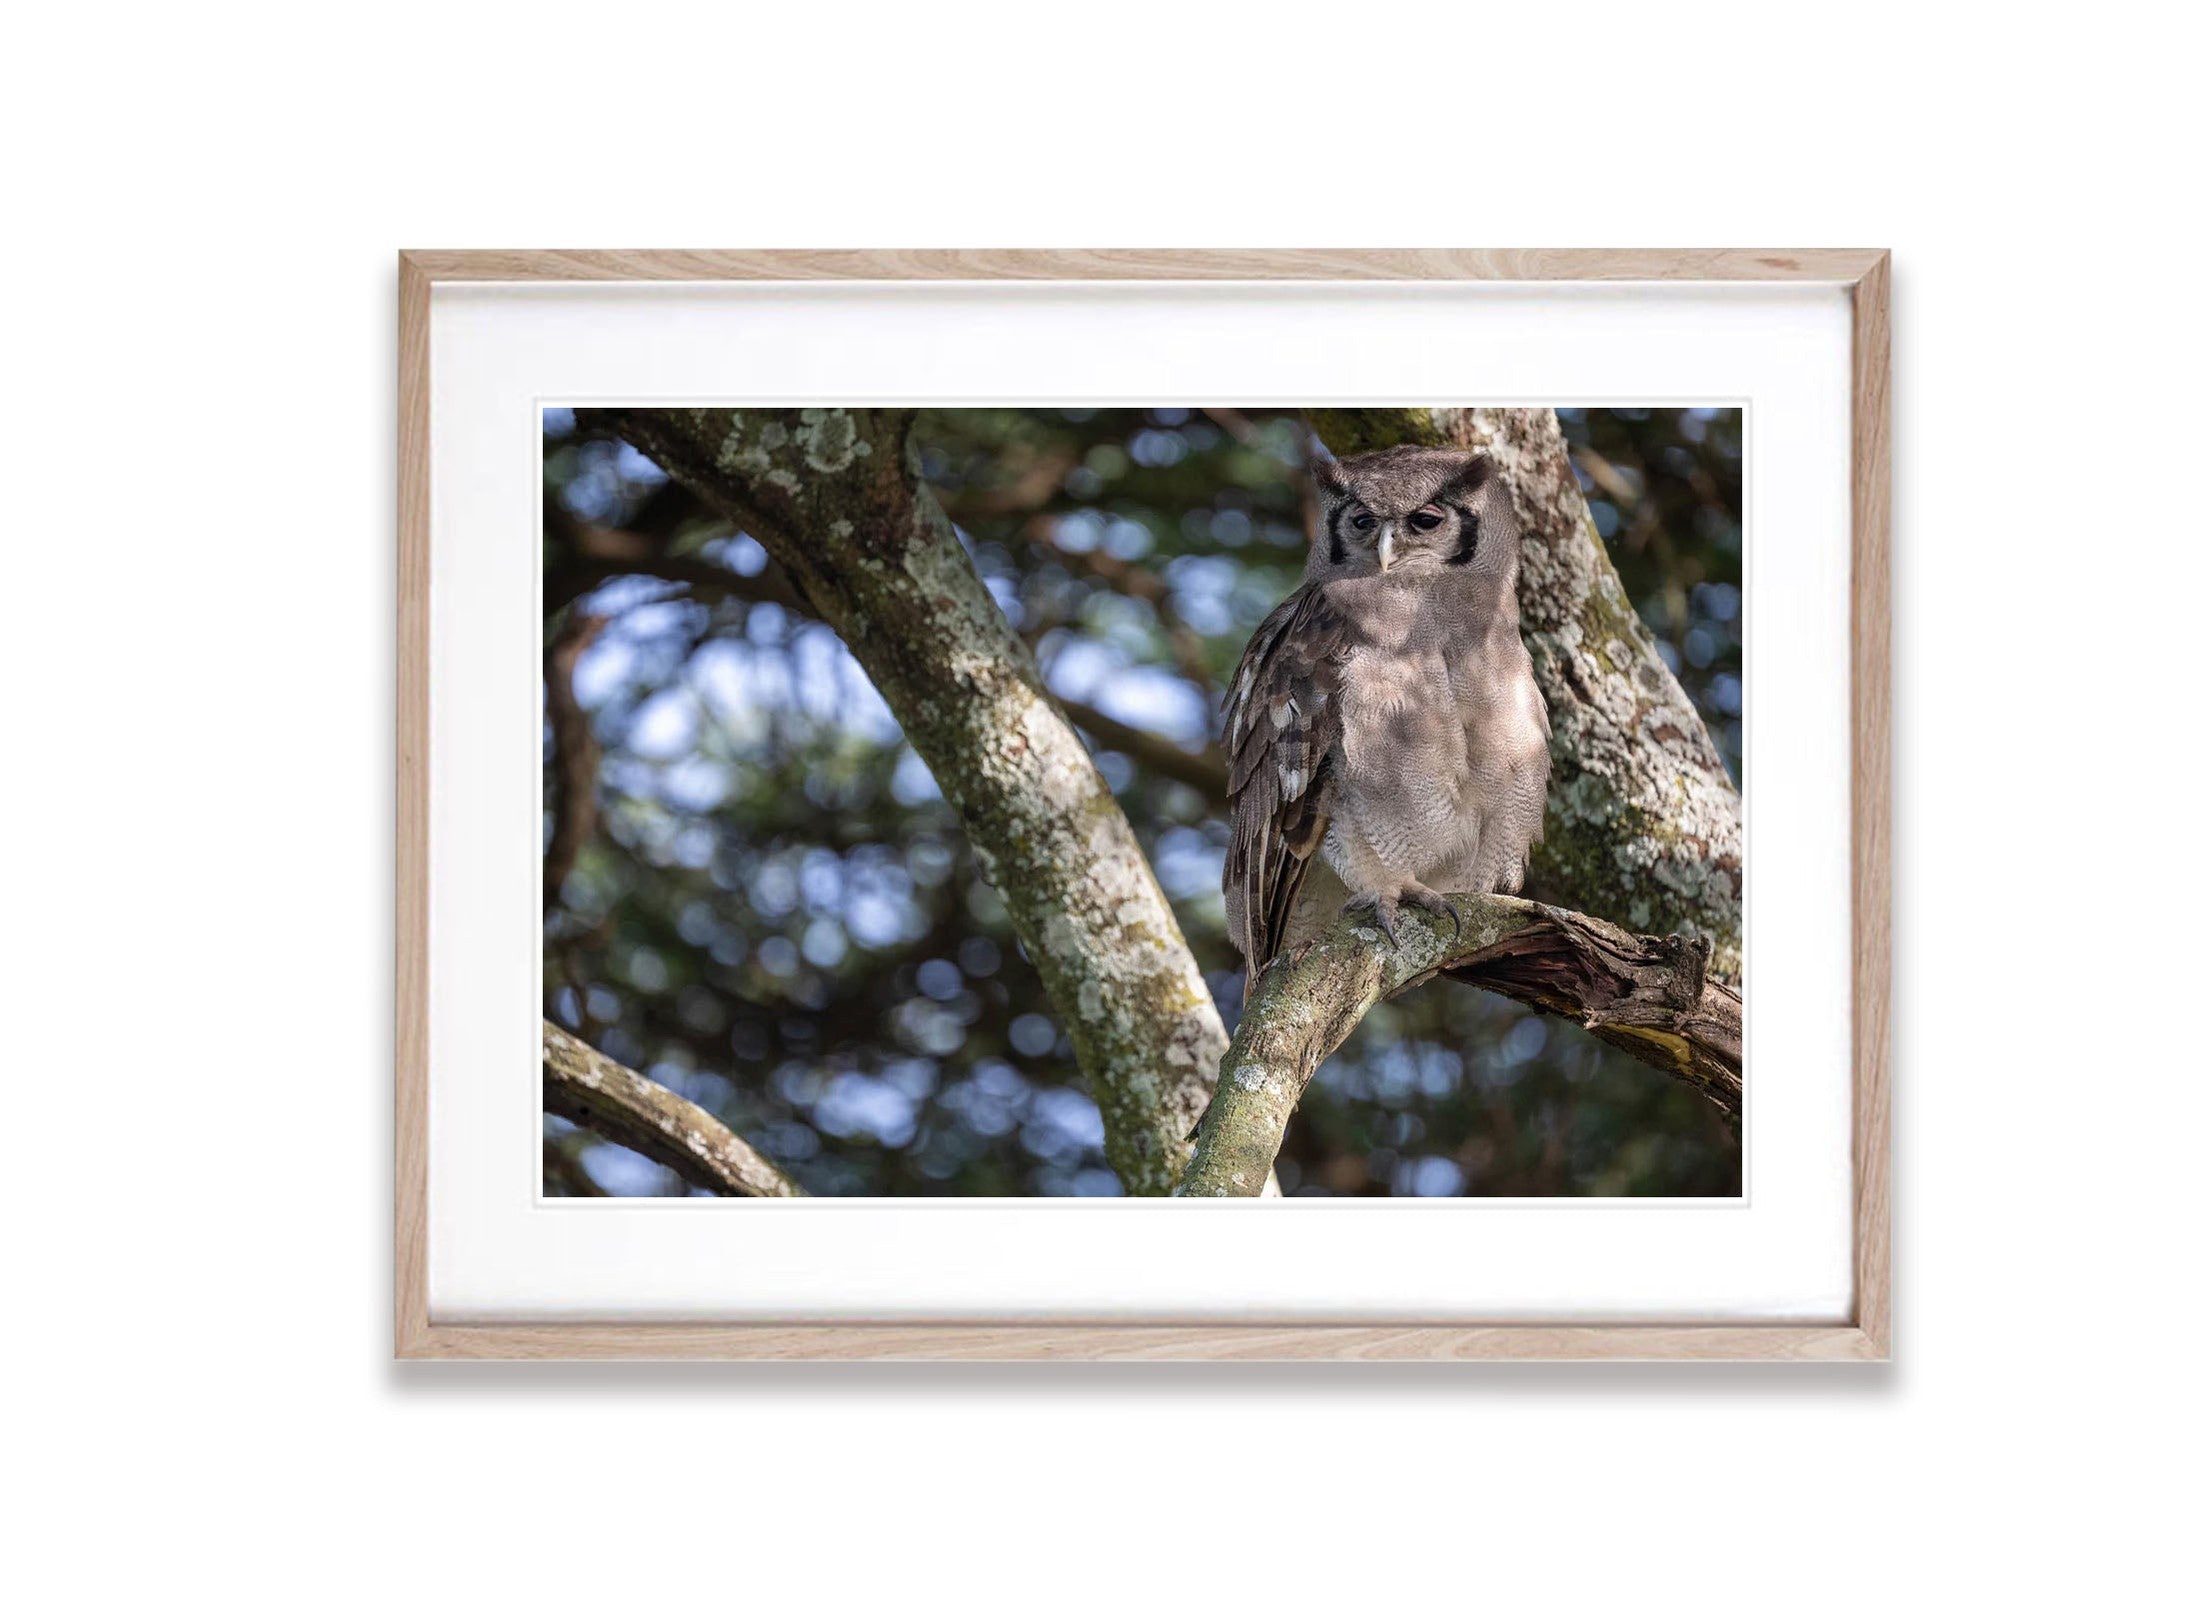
[1305,408,1744,981]
[584,409,1226,1194]
[1173,896,1742,1197]
[543,1021,805,1198]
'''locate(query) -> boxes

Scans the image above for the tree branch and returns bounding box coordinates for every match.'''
[1303,408,1744,981]
[580,408,1227,1193]
[549,553,807,614]
[1058,697,1228,804]
[548,491,1229,803]
[542,1021,805,1198]
[1173,896,1741,1197]
[544,495,811,614]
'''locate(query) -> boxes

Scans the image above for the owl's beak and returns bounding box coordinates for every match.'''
[1377,526,1394,572]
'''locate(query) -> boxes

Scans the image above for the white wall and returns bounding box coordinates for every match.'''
[9,3,2188,1592]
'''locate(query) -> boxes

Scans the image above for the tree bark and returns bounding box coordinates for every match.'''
[543,1021,805,1198]
[1173,895,1741,1197]
[1305,408,1744,981]
[584,409,1226,1194]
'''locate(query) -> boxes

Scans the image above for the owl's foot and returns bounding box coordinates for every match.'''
[1341,892,1401,946]
[1336,888,1389,950]
[1397,882,1464,936]
[1344,882,1461,948]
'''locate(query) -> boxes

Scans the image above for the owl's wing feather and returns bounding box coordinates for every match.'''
[1221,583,1353,981]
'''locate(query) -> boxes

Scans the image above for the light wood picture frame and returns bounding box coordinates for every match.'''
[397,248,1890,1360]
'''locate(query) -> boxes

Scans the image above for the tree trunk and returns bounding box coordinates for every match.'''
[587,409,1226,1194]
[1305,408,1743,981]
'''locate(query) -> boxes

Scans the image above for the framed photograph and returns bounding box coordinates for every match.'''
[397,249,1889,1359]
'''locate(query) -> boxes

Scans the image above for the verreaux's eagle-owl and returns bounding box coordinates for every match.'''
[1220,446,1551,982]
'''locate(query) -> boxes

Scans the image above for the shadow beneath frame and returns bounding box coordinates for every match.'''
[386,1355,1899,1400]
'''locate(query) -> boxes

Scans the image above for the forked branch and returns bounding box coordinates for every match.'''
[1173,896,1741,1197]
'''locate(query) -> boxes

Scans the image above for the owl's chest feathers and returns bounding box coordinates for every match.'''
[1329,603,1545,880]
[1443,629,1548,779]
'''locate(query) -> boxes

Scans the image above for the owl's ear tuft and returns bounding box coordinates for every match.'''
[1310,453,1348,495]
[1443,452,1495,496]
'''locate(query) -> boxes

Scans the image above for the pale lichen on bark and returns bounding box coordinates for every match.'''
[1306,407,1743,981]
[590,408,1225,1193]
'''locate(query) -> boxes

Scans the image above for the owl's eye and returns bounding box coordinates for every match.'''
[1351,514,1379,533]
[1408,506,1444,532]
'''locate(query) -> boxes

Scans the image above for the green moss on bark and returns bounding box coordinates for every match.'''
[1301,408,1445,455]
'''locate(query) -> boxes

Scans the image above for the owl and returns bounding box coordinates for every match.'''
[1221,446,1551,982]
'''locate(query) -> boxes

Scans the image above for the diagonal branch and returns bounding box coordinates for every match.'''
[542,1021,805,1198]
[549,552,807,614]
[1173,895,1741,1197]
[1058,697,1228,804]
[544,495,810,614]
[580,408,1227,1194]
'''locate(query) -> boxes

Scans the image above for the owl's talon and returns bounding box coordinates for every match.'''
[1399,883,1463,936]
[1343,892,1403,947]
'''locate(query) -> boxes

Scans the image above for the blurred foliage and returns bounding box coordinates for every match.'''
[542,406,1742,1198]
